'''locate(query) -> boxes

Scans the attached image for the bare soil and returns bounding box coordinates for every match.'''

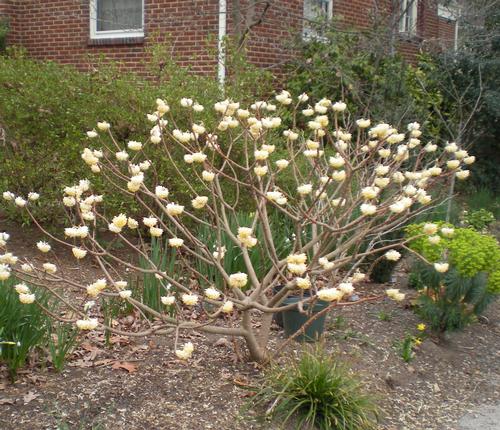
[1,221,499,430]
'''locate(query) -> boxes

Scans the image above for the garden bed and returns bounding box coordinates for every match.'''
[0,223,499,430]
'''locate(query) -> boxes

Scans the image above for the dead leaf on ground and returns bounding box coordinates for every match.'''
[111,361,138,373]
[23,391,39,404]
[0,398,15,405]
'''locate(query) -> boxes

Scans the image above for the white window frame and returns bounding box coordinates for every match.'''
[303,0,333,40]
[398,0,418,36]
[437,4,457,21]
[89,0,144,40]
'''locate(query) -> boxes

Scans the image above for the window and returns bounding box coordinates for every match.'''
[303,0,333,39]
[399,0,418,35]
[90,0,144,39]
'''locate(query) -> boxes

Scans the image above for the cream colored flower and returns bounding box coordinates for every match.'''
[332,101,347,112]
[428,235,441,245]
[423,223,438,235]
[202,170,215,182]
[181,293,199,306]
[222,300,234,313]
[204,287,221,300]
[150,226,163,237]
[72,247,87,259]
[192,196,208,209]
[441,227,454,237]
[385,250,401,261]
[296,276,311,289]
[0,264,10,281]
[361,186,380,200]
[329,155,345,168]
[445,142,458,153]
[254,165,268,177]
[143,217,158,227]
[317,288,343,302]
[192,152,207,163]
[15,197,27,207]
[155,186,169,199]
[161,296,176,306]
[434,262,449,273]
[254,150,269,161]
[297,184,313,196]
[456,170,470,180]
[97,121,110,131]
[14,283,30,294]
[119,290,132,299]
[43,263,57,274]
[339,282,354,295]
[175,342,194,360]
[463,156,476,165]
[168,238,184,248]
[229,272,248,288]
[127,141,142,151]
[447,160,460,169]
[127,218,139,229]
[360,203,377,216]
[36,241,51,253]
[166,203,184,216]
[331,170,346,182]
[116,151,129,161]
[76,318,98,330]
[356,118,371,128]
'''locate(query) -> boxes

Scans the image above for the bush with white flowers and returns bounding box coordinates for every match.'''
[0,91,475,362]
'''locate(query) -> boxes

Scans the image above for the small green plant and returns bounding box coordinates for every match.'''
[250,346,379,430]
[377,310,393,322]
[139,237,177,317]
[395,324,426,363]
[411,262,495,332]
[47,322,79,372]
[397,334,416,363]
[462,208,495,231]
[0,277,49,378]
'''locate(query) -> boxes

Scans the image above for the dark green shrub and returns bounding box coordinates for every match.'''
[410,262,494,332]
[370,259,397,284]
[0,48,273,224]
[250,346,379,430]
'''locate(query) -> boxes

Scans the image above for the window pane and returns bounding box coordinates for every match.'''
[96,0,143,32]
[304,0,329,21]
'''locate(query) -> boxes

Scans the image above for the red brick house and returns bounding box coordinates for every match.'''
[0,1,457,82]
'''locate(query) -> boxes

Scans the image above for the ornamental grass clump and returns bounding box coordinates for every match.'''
[0,91,475,362]
[250,346,379,429]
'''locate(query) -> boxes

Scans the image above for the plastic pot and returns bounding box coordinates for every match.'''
[282,296,329,342]
[272,286,311,328]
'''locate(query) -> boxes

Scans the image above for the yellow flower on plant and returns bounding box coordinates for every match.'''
[417,323,426,331]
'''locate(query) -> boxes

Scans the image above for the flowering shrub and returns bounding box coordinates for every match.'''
[0,92,475,361]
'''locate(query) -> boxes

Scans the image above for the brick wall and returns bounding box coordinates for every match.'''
[3,0,220,76]
[0,0,456,78]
